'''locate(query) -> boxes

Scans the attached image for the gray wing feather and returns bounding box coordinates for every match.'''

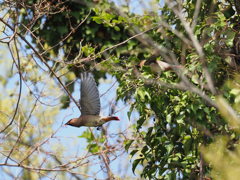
[80,72,100,115]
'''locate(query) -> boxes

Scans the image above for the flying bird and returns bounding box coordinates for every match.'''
[65,72,120,127]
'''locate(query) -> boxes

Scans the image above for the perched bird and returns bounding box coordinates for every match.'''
[139,60,182,73]
[65,72,120,127]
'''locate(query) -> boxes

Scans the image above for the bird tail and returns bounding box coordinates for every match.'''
[102,116,120,122]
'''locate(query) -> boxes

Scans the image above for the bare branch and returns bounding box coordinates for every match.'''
[0,38,22,133]
[0,17,80,111]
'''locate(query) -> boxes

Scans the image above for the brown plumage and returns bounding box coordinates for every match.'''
[65,72,120,127]
[140,60,182,72]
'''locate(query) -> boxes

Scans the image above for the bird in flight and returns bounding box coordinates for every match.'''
[65,72,120,127]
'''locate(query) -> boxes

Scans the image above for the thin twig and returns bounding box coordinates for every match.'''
[0,39,22,133]
[0,17,80,111]
[5,96,39,163]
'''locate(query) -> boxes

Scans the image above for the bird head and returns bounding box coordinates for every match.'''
[112,116,120,121]
[65,118,81,127]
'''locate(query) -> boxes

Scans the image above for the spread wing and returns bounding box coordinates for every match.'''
[80,72,100,115]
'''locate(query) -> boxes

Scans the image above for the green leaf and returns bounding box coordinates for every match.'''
[141,145,149,154]
[166,113,172,123]
[166,144,173,154]
[130,150,138,157]
[127,105,134,120]
[92,16,103,24]
[132,158,142,174]
[114,26,120,31]
[87,143,99,153]
[60,96,70,109]
[125,140,134,151]
[136,88,145,101]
